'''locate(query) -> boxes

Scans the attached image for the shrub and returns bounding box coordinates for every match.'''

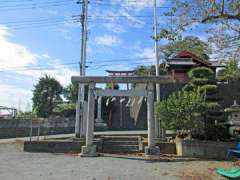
[188,67,214,79]
[156,88,206,131]
[52,103,76,117]
[204,125,229,141]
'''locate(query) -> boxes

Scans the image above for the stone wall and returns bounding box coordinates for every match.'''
[176,140,235,160]
[0,117,75,139]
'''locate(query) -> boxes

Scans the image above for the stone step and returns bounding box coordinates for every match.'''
[103,140,139,145]
[100,135,143,153]
[102,136,141,141]
[102,145,139,153]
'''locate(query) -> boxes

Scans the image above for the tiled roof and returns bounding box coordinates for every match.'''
[165,51,225,68]
[167,58,197,65]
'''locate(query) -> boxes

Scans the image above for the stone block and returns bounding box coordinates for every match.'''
[145,146,160,155]
[80,145,97,157]
[95,121,108,131]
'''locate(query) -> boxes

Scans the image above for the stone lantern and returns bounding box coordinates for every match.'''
[225,100,240,137]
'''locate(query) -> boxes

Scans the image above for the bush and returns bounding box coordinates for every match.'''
[204,125,229,141]
[188,67,214,79]
[185,67,224,127]
[52,103,76,117]
[200,85,218,95]
[156,88,206,131]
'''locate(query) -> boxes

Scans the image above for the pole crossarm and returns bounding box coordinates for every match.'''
[72,76,175,84]
[95,89,148,97]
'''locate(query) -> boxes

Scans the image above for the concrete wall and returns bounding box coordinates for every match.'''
[176,140,236,160]
[0,117,75,139]
[157,142,176,154]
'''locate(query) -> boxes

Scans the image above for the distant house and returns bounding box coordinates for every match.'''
[0,106,17,119]
[163,50,225,83]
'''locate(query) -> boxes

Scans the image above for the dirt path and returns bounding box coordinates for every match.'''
[0,143,236,180]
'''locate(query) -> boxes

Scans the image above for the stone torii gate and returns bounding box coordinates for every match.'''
[71,76,174,157]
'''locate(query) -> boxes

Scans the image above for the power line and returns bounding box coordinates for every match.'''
[0,1,76,11]
[0,0,70,3]
[87,57,154,64]
[2,15,155,26]
[91,1,171,9]
[0,62,79,72]
[0,0,75,8]
[0,57,155,73]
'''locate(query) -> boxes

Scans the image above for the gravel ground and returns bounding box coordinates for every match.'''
[0,143,235,180]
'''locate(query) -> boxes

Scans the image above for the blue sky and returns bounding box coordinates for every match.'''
[0,0,208,110]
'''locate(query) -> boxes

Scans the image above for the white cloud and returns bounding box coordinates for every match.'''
[0,84,32,110]
[103,23,126,33]
[0,25,78,109]
[95,35,122,46]
[0,26,38,69]
[114,0,165,11]
[136,48,155,60]
[117,9,145,28]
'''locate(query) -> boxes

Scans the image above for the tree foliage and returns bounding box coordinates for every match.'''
[160,36,210,60]
[105,83,120,90]
[63,82,78,103]
[52,103,75,117]
[134,66,152,76]
[218,59,240,81]
[32,75,63,118]
[134,65,167,76]
[169,0,239,25]
[185,67,224,124]
[156,88,206,131]
[162,0,240,60]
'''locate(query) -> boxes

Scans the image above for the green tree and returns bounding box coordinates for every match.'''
[162,0,240,60]
[134,66,151,76]
[160,36,210,60]
[64,82,78,103]
[156,88,206,131]
[220,59,240,81]
[134,65,167,76]
[184,67,223,124]
[105,83,119,90]
[52,103,76,117]
[32,75,63,118]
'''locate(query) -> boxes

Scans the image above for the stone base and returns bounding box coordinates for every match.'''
[80,145,97,157]
[145,146,160,155]
[95,120,108,131]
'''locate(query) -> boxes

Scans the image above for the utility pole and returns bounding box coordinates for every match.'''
[153,0,160,102]
[76,0,89,138]
[153,0,160,138]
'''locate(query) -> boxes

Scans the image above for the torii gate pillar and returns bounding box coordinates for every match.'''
[80,83,97,157]
[145,83,160,155]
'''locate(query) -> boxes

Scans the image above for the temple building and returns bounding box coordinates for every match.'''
[164,50,225,83]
